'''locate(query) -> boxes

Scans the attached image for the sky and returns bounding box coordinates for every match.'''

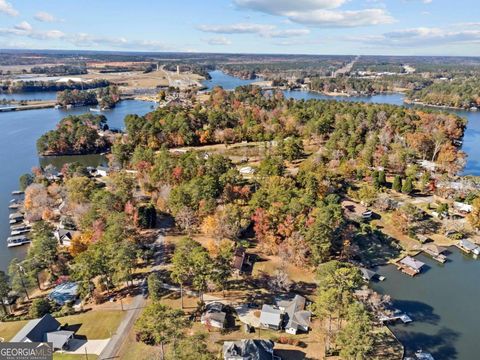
[0,0,479,56]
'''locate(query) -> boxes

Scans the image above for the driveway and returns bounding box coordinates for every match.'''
[235,304,261,328]
[65,339,109,355]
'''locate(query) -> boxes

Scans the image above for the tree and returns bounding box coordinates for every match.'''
[0,271,11,315]
[378,170,386,187]
[137,204,157,229]
[29,298,52,318]
[175,207,197,235]
[270,268,292,292]
[357,185,377,207]
[19,173,34,191]
[467,197,480,231]
[170,238,213,304]
[27,221,58,280]
[392,175,402,192]
[8,259,32,300]
[147,272,163,301]
[257,155,285,177]
[210,241,233,294]
[337,302,374,360]
[66,176,96,204]
[402,177,414,194]
[279,136,304,161]
[135,303,188,360]
[166,334,215,360]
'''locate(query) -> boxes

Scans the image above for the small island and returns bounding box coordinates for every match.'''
[57,85,120,109]
[36,113,111,156]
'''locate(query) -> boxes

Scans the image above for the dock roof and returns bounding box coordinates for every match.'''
[400,256,425,271]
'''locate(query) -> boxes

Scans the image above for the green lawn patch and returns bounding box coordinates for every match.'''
[59,310,124,339]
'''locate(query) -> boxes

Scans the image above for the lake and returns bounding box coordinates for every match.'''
[204,70,480,175]
[1,71,479,358]
[0,91,58,102]
[0,100,155,272]
[371,249,478,360]
[202,70,480,359]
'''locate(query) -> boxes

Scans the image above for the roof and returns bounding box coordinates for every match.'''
[460,239,478,251]
[48,282,79,305]
[259,305,282,327]
[10,314,60,342]
[423,244,446,255]
[282,295,311,330]
[46,330,74,349]
[287,310,311,330]
[232,247,246,271]
[223,339,274,360]
[400,256,425,271]
[360,268,377,280]
[202,302,227,325]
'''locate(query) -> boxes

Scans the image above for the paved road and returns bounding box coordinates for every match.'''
[99,231,164,359]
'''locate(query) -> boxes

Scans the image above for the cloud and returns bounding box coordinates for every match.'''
[0,23,170,50]
[349,26,480,47]
[197,22,310,38]
[234,0,346,13]
[0,21,64,40]
[14,21,32,32]
[284,9,394,27]
[204,36,232,46]
[34,11,59,23]
[233,0,394,27]
[68,33,170,50]
[0,0,18,16]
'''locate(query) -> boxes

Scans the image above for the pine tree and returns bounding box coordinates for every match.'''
[393,175,402,192]
[402,177,414,194]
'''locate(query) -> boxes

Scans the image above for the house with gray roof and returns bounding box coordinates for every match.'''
[201,302,227,329]
[10,314,74,350]
[276,295,311,335]
[259,305,283,330]
[223,339,278,360]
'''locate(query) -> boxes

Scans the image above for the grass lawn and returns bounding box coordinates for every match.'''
[0,320,29,341]
[54,354,99,360]
[59,310,124,339]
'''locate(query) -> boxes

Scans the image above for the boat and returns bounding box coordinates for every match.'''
[10,229,30,236]
[415,350,435,360]
[90,107,101,112]
[8,203,22,210]
[6,236,31,248]
[10,223,32,231]
[9,212,24,221]
[9,219,21,225]
[11,190,24,195]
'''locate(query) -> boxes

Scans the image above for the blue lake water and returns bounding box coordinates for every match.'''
[1,71,479,358]
[202,70,480,360]
[0,91,58,101]
[371,249,478,360]
[0,100,154,272]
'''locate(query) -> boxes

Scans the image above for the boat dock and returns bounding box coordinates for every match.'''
[422,244,447,263]
[455,239,480,256]
[379,313,412,324]
[396,256,425,277]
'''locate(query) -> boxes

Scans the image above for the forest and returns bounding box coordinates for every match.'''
[113,86,466,175]
[407,78,480,109]
[36,114,110,155]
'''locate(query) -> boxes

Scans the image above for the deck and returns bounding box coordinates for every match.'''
[396,262,420,276]
[422,249,447,263]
